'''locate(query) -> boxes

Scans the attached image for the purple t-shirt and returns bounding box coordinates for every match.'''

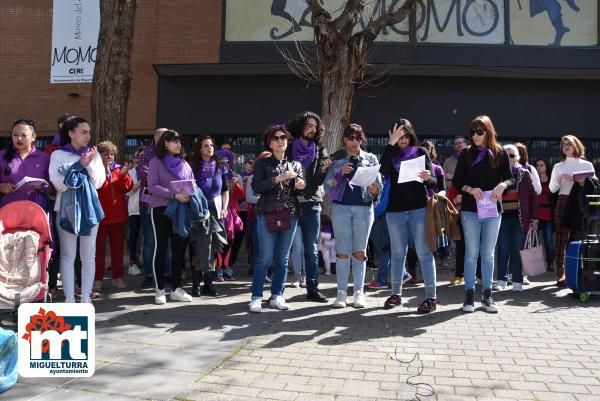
[0,147,50,208]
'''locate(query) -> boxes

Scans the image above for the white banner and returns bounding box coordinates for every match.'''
[50,0,100,83]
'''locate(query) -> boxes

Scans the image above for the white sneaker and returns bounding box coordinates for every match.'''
[492,280,507,291]
[513,282,523,292]
[170,287,192,302]
[354,290,366,308]
[291,280,300,288]
[333,290,347,308]
[93,280,102,292]
[80,295,92,304]
[112,278,127,289]
[155,289,167,305]
[522,276,530,285]
[249,298,262,313]
[65,295,76,304]
[269,295,290,310]
[128,264,142,276]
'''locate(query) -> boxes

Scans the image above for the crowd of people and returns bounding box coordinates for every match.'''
[0,112,596,313]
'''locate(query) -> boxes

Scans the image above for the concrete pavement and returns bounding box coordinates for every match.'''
[3,267,600,401]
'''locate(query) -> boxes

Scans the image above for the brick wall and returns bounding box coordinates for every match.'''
[0,0,221,137]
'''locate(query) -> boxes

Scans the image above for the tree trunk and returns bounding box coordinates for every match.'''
[91,0,136,162]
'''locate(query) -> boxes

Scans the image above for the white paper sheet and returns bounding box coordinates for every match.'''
[397,155,425,184]
[349,165,380,188]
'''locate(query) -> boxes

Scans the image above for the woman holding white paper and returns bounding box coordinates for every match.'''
[147,130,194,304]
[188,135,229,297]
[549,134,595,286]
[452,115,514,313]
[379,118,438,314]
[0,119,50,209]
[324,124,381,309]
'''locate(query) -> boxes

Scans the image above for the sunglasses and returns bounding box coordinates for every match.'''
[471,128,486,136]
[345,135,363,142]
[271,135,288,142]
[508,154,517,159]
[13,118,36,130]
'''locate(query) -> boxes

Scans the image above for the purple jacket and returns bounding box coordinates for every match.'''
[0,147,50,208]
[146,156,194,208]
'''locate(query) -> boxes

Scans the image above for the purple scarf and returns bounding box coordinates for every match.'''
[392,146,419,172]
[217,149,234,180]
[51,132,61,146]
[523,161,531,171]
[473,146,495,166]
[60,143,90,156]
[292,138,317,170]
[196,159,217,198]
[512,162,523,175]
[162,155,187,180]
[453,151,462,160]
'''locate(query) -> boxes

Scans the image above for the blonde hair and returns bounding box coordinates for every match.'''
[97,140,117,155]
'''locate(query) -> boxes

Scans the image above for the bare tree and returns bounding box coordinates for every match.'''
[302,0,417,152]
[91,0,137,160]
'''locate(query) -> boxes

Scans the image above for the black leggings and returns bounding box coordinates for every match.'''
[151,207,186,290]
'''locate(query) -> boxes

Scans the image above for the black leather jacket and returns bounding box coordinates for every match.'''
[252,156,304,215]
[297,146,329,202]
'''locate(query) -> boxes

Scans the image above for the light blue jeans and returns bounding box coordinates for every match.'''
[290,226,305,278]
[461,211,502,291]
[251,214,298,298]
[331,203,374,293]
[386,208,437,299]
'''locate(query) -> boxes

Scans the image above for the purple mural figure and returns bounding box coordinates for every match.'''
[526,0,580,46]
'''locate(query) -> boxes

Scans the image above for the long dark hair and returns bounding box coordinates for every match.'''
[287,111,325,145]
[59,117,88,146]
[190,135,217,167]
[534,158,553,178]
[155,130,183,158]
[389,118,418,147]
[4,119,36,176]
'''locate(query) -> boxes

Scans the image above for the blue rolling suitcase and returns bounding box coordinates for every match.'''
[565,238,600,302]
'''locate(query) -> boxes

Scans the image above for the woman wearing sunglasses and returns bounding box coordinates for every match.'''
[249,126,305,313]
[453,115,515,313]
[494,144,538,292]
[324,124,382,309]
[379,119,438,314]
[549,135,595,286]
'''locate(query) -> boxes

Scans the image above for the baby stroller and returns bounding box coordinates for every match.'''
[0,201,53,318]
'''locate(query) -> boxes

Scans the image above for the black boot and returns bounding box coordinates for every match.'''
[191,270,202,297]
[306,288,328,303]
[202,271,218,296]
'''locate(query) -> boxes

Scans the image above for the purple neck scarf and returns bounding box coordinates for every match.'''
[453,151,462,160]
[292,138,317,170]
[523,161,531,171]
[473,146,495,166]
[60,143,90,156]
[392,146,419,172]
[162,155,187,180]
[196,159,217,197]
[512,162,523,175]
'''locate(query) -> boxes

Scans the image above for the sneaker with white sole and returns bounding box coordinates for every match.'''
[353,290,366,308]
[332,290,347,308]
[481,289,498,313]
[249,298,262,313]
[269,295,290,310]
[522,276,530,285]
[462,289,475,313]
[155,289,167,305]
[128,263,142,276]
[492,280,507,291]
[170,287,192,302]
[112,278,127,289]
[513,282,523,292]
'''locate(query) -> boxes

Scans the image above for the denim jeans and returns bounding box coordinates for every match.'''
[539,220,555,266]
[140,205,171,279]
[251,214,298,298]
[497,216,526,284]
[297,202,321,290]
[331,204,374,293]
[386,208,437,299]
[290,226,305,278]
[370,214,391,285]
[461,211,502,291]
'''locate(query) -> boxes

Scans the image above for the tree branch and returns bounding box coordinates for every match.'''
[358,0,416,47]
[306,0,330,20]
[333,0,364,32]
